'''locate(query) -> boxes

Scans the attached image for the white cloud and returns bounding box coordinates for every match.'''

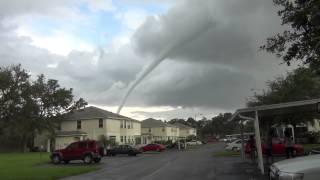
[16,27,94,56]
[88,0,116,12]
[115,9,148,30]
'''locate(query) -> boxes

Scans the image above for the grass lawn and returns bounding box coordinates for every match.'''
[303,144,320,153]
[0,152,99,180]
[213,150,240,157]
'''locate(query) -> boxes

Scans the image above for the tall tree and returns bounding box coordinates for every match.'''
[0,65,87,152]
[262,0,320,70]
[247,67,320,132]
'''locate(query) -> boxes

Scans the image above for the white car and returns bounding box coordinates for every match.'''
[186,140,202,145]
[270,154,320,180]
[225,139,244,151]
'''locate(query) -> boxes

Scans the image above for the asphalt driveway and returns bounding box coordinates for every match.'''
[62,143,267,180]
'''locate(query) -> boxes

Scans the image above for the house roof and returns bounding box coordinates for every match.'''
[56,131,87,137]
[141,118,177,128]
[172,122,194,129]
[64,106,139,122]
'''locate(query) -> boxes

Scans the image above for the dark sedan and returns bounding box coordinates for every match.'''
[109,145,141,156]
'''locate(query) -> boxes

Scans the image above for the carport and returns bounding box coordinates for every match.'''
[229,98,320,174]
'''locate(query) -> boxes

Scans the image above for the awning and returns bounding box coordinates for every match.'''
[56,131,87,137]
[229,98,320,175]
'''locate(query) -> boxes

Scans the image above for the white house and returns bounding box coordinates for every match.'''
[141,118,180,144]
[35,106,141,150]
[172,122,197,138]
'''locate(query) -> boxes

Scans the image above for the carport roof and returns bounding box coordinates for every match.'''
[230,98,320,121]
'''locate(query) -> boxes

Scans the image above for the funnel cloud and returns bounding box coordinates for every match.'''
[117,0,214,114]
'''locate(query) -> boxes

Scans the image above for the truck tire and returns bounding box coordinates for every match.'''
[83,154,93,164]
[52,155,61,164]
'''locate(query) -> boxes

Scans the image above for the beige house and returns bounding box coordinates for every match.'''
[51,106,141,149]
[172,122,197,138]
[141,118,179,144]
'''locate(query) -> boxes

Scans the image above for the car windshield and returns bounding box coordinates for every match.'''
[2,0,319,179]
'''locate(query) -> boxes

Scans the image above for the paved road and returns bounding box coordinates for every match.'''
[63,143,266,180]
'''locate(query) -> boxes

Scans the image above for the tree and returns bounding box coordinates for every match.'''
[247,67,320,135]
[0,64,87,152]
[248,67,320,106]
[262,0,320,70]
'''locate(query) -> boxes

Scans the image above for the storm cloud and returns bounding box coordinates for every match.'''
[0,0,293,118]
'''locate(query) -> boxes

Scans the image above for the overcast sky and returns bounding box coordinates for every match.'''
[0,0,294,120]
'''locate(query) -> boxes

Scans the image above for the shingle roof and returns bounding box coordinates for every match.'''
[172,122,194,129]
[64,106,139,122]
[141,118,177,128]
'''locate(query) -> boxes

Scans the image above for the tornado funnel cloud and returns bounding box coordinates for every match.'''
[117,17,213,114]
[117,57,166,114]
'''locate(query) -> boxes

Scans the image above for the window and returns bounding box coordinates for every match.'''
[120,136,123,143]
[162,127,165,132]
[120,120,123,128]
[127,120,130,129]
[124,136,127,143]
[99,118,103,128]
[124,120,127,128]
[67,142,78,150]
[77,120,81,129]
[148,128,151,132]
[79,142,87,148]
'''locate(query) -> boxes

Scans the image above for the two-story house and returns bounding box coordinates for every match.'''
[54,106,141,149]
[172,122,197,138]
[141,118,179,144]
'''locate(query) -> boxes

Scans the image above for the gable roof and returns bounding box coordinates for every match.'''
[172,122,194,129]
[141,118,177,128]
[64,106,139,122]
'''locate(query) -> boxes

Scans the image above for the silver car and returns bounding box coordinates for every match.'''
[270,154,320,180]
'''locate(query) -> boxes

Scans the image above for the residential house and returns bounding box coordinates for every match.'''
[141,118,179,144]
[172,122,197,138]
[35,106,141,150]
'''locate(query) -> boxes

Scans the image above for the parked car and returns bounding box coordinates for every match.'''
[142,143,166,152]
[186,140,202,145]
[109,145,141,156]
[270,154,320,180]
[245,142,304,156]
[225,139,245,151]
[309,146,320,155]
[50,140,103,164]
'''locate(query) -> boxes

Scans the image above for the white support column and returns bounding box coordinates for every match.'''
[254,110,264,174]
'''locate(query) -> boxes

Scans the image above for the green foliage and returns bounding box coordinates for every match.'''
[0,64,87,152]
[169,113,239,138]
[262,0,320,70]
[247,67,320,126]
[0,152,97,179]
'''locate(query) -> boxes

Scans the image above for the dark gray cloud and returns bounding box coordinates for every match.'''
[0,0,294,118]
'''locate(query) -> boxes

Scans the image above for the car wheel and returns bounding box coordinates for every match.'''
[83,154,93,164]
[293,149,297,156]
[94,158,101,163]
[64,160,69,164]
[52,155,61,164]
